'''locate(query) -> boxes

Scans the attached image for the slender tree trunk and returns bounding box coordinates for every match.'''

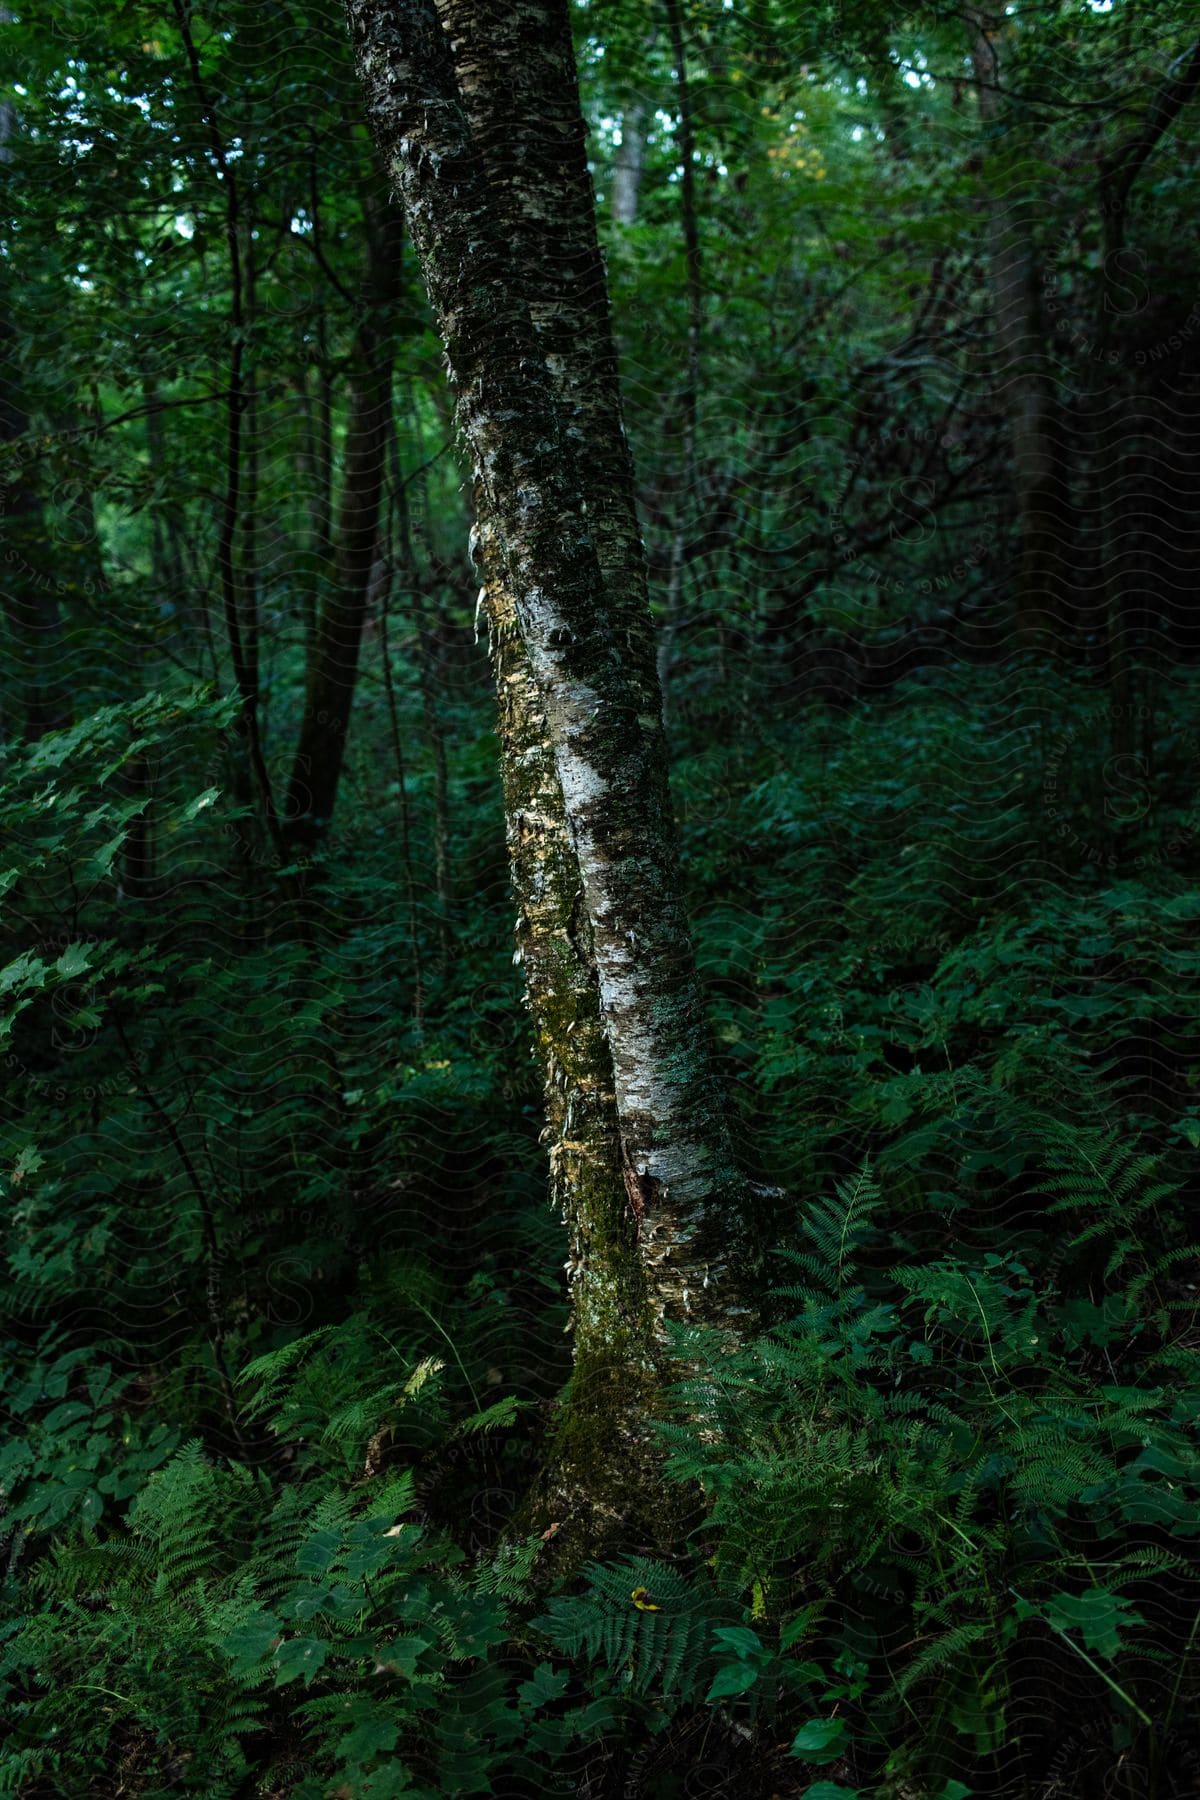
[377,547,425,1032]
[144,377,188,632]
[421,0,664,1525]
[408,579,452,959]
[0,321,69,741]
[301,315,336,654]
[0,67,69,741]
[657,0,703,721]
[1093,39,1200,758]
[611,100,646,226]
[241,197,260,707]
[386,406,453,964]
[434,0,660,714]
[967,5,1067,650]
[285,197,403,852]
[121,751,156,901]
[173,0,282,859]
[873,45,912,164]
[346,0,755,1399]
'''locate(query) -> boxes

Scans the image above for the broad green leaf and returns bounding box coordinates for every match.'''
[789,1717,847,1763]
[222,1611,281,1677]
[1043,1590,1145,1659]
[338,1717,401,1765]
[54,942,92,980]
[272,1636,328,1687]
[705,1661,760,1701]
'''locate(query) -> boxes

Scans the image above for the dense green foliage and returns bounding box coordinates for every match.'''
[3,0,1200,1795]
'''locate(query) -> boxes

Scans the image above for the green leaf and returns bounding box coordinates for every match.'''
[518,1662,569,1710]
[222,1611,281,1677]
[179,785,220,821]
[711,1625,764,1661]
[272,1636,328,1687]
[54,942,93,980]
[1043,1590,1145,1658]
[91,832,128,877]
[338,1717,400,1765]
[0,951,47,996]
[373,1633,436,1679]
[13,1144,43,1181]
[780,1603,824,1651]
[457,1395,526,1436]
[296,1527,343,1575]
[356,1765,417,1798]
[789,1717,847,1763]
[292,1587,337,1622]
[705,1661,760,1701]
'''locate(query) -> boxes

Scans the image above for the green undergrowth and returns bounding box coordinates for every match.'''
[3,1152,1197,1797]
[3,673,1200,1796]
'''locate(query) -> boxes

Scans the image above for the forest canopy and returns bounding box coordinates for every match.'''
[1,0,1199,1795]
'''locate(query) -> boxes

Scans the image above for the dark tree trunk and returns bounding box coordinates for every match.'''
[968,5,1069,650]
[144,378,188,634]
[0,76,69,742]
[1093,38,1200,756]
[0,322,69,742]
[657,0,703,720]
[285,196,403,852]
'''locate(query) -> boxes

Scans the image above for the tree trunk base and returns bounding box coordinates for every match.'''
[514,1364,701,1577]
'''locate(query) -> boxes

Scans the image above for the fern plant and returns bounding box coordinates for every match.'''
[533,1556,734,1704]
[0,1318,582,1799]
[643,1158,1200,1796]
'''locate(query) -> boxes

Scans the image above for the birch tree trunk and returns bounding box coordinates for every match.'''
[343,0,758,1521]
[475,502,659,1535]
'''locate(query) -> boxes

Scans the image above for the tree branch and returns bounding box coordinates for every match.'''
[1102,37,1200,217]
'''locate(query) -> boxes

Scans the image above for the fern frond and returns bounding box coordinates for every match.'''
[798,1159,881,1290]
[533,1557,723,1701]
[891,1619,992,1696]
[239,1327,337,1416]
